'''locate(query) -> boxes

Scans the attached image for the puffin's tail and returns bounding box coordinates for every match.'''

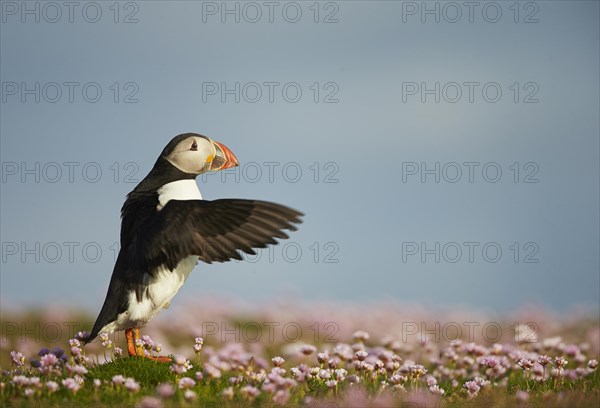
[84,274,129,344]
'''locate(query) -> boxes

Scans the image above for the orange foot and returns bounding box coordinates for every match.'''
[125,327,171,363]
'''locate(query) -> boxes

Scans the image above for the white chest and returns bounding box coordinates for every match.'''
[156,179,202,210]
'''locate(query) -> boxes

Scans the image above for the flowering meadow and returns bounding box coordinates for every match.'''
[1,298,599,407]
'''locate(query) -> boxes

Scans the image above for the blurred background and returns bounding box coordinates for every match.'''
[1,1,598,316]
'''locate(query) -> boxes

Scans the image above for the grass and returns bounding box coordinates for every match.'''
[1,303,599,407]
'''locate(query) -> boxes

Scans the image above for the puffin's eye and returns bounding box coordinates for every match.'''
[191,141,198,151]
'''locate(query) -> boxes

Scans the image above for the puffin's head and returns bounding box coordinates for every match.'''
[161,133,239,175]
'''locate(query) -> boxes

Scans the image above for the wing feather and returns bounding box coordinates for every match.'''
[135,199,303,271]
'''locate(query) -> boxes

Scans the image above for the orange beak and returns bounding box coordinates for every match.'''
[210,141,239,171]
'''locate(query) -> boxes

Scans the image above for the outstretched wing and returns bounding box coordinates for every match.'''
[135,199,303,273]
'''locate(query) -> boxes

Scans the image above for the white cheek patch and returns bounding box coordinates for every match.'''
[167,138,214,174]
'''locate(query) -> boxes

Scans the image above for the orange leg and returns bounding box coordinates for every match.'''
[125,328,138,356]
[125,327,171,363]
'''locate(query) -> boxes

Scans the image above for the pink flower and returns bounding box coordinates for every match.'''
[46,381,59,393]
[355,350,368,361]
[10,351,25,367]
[240,385,260,400]
[156,383,175,398]
[517,359,534,371]
[353,330,370,342]
[272,356,285,367]
[112,375,125,386]
[178,377,196,389]
[125,378,140,393]
[429,385,445,395]
[463,381,480,397]
[537,355,552,366]
[170,356,192,375]
[183,390,197,401]
[317,352,329,364]
[62,378,80,393]
[138,397,163,408]
[300,345,317,356]
[222,386,234,400]
[273,389,290,405]
[555,357,568,369]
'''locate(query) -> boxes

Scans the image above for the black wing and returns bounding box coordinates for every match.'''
[136,199,303,273]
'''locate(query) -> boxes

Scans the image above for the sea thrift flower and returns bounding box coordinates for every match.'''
[157,383,175,398]
[317,352,329,364]
[138,397,163,408]
[463,381,480,398]
[555,357,568,369]
[39,353,59,374]
[273,389,291,405]
[318,369,332,380]
[125,378,140,393]
[183,390,197,402]
[325,380,337,388]
[204,364,222,378]
[517,359,535,371]
[240,385,261,400]
[353,330,370,342]
[93,379,102,389]
[429,385,445,395]
[194,337,204,353]
[516,390,529,402]
[178,377,196,389]
[301,344,317,356]
[222,386,234,400]
[62,378,80,393]
[46,381,59,393]
[335,368,348,381]
[10,351,25,367]
[75,331,89,341]
[112,375,125,386]
[538,355,552,366]
[170,356,192,375]
[564,344,579,357]
[272,356,285,367]
[355,350,368,361]
[390,374,406,385]
[426,375,437,387]
[409,364,427,379]
[328,358,340,369]
[73,365,88,376]
[481,357,498,368]
[99,333,113,349]
[588,359,598,369]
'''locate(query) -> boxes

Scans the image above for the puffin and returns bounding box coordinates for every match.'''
[85,133,303,361]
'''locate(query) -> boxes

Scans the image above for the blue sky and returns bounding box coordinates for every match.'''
[1,1,598,314]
